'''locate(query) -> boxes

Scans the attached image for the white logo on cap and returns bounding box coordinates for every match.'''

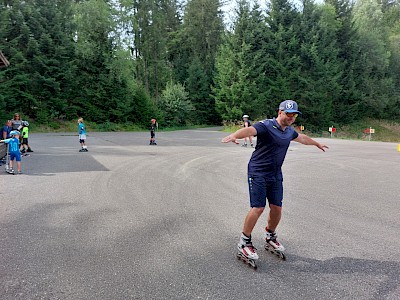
[286,102,294,109]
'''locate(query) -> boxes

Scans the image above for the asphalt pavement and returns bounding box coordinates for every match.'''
[1,128,399,300]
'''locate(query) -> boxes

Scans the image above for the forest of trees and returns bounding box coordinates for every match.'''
[0,0,399,130]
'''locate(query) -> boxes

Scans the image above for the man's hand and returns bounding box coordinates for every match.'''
[294,134,329,152]
[316,143,329,152]
[221,127,257,145]
[221,134,239,144]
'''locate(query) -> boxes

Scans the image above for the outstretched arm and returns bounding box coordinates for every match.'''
[293,134,328,152]
[221,127,257,144]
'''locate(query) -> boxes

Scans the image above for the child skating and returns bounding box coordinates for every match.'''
[20,121,33,154]
[241,115,254,147]
[1,130,22,174]
[149,119,157,145]
[78,118,88,152]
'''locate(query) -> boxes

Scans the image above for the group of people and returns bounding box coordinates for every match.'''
[0,113,33,174]
[1,102,325,267]
[0,116,89,174]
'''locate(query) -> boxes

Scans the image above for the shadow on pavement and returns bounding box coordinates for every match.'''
[16,153,108,176]
[1,202,399,299]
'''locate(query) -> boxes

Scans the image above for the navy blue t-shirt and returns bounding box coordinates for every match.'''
[1,125,12,139]
[248,118,298,180]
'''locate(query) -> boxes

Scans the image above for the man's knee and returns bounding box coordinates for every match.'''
[251,207,265,216]
[269,204,282,214]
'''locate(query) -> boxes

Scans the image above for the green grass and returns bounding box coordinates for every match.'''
[222,123,242,133]
[29,120,217,133]
[222,119,400,143]
[326,119,400,142]
[30,120,144,133]
[158,124,217,132]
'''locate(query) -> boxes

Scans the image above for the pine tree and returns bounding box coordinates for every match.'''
[353,0,393,118]
[296,0,342,129]
[73,0,156,124]
[0,0,77,121]
[124,0,181,99]
[183,0,224,124]
[213,0,260,120]
[257,0,301,117]
[325,0,363,122]
[381,0,400,117]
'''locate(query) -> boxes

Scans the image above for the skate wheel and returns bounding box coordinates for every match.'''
[248,260,257,269]
[264,244,271,251]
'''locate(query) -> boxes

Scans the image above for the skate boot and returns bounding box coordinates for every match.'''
[27,148,33,152]
[79,148,85,152]
[236,233,258,269]
[241,143,247,147]
[264,228,286,260]
[250,143,254,148]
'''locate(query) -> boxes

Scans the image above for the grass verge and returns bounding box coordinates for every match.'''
[29,120,216,133]
[223,119,400,143]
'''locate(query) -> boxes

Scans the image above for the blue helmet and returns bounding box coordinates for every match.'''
[10,130,20,136]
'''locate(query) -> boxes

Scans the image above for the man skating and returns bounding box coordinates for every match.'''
[222,100,328,263]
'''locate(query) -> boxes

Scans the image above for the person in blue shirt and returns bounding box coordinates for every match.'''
[222,100,328,263]
[2,120,12,139]
[1,130,22,174]
[78,118,88,152]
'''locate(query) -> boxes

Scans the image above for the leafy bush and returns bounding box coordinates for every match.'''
[157,82,194,127]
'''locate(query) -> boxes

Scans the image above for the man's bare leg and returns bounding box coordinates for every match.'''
[242,207,265,236]
[267,204,282,232]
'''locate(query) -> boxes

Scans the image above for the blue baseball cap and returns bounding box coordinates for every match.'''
[278,100,302,114]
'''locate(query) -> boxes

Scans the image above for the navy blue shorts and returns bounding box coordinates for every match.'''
[10,152,21,162]
[248,176,283,207]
